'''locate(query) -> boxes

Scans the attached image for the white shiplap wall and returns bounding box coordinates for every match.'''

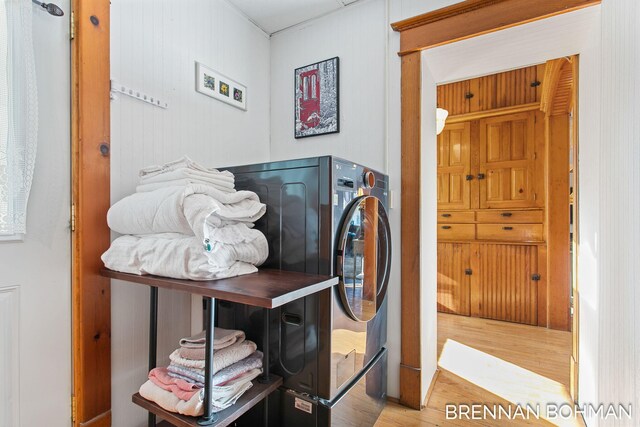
[597,1,640,425]
[110,1,270,425]
[269,0,388,171]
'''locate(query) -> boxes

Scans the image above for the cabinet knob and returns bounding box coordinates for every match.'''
[466,174,474,181]
[477,173,486,180]
[441,225,452,230]
[441,213,451,218]
[465,269,473,276]
[503,226,513,230]
[501,212,513,217]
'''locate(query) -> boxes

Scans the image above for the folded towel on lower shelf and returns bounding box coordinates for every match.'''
[139,368,262,416]
[179,328,246,352]
[169,340,257,373]
[167,351,263,388]
[166,365,205,387]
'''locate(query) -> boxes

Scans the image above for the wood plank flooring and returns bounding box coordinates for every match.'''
[376,314,579,426]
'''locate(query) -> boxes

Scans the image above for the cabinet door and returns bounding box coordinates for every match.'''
[437,243,470,316]
[437,122,471,210]
[474,244,538,325]
[479,112,537,209]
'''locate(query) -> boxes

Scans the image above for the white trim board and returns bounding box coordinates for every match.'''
[0,286,20,427]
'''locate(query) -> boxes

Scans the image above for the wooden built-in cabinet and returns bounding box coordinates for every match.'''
[437,242,540,326]
[436,65,544,116]
[437,122,471,209]
[437,243,471,316]
[479,112,540,209]
[436,63,567,328]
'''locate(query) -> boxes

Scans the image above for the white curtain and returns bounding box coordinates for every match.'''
[0,0,38,236]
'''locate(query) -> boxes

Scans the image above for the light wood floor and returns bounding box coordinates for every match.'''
[376,313,579,426]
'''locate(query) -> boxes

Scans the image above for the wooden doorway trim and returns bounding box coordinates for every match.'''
[391,0,600,410]
[71,0,112,426]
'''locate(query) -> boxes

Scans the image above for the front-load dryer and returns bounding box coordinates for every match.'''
[218,156,391,426]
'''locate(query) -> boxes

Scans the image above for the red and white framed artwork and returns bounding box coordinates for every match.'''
[294,57,339,138]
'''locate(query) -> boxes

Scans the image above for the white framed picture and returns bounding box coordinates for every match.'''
[195,62,247,111]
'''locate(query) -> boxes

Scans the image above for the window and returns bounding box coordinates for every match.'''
[311,74,317,99]
[0,0,38,237]
[303,76,308,101]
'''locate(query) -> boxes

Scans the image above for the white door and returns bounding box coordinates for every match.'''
[0,1,71,425]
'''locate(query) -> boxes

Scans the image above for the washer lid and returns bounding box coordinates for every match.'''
[336,195,391,322]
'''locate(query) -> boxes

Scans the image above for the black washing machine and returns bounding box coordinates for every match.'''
[218,156,391,426]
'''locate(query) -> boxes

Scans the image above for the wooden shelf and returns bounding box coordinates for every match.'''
[134,375,283,427]
[102,269,338,308]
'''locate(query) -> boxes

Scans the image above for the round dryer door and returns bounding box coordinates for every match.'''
[336,195,391,322]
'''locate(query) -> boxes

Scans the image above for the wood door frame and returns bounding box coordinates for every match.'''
[71,0,112,425]
[391,0,599,410]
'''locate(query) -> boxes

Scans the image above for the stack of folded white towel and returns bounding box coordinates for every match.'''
[139,328,263,416]
[101,156,269,280]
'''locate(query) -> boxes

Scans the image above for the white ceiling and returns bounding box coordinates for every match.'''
[226,0,362,35]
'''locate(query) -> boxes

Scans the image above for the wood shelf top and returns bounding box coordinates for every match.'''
[133,375,283,427]
[102,269,338,309]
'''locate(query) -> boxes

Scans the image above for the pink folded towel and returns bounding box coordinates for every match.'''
[139,368,262,416]
[149,367,201,401]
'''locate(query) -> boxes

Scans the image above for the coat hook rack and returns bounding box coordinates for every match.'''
[110,80,168,109]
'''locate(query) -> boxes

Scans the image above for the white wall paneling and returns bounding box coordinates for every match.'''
[110,0,271,425]
[597,1,640,425]
[270,0,387,172]
[0,287,19,427]
[0,0,72,425]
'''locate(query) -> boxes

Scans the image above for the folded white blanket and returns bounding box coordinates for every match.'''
[141,165,233,184]
[139,367,261,416]
[107,185,266,238]
[139,156,233,180]
[170,340,258,373]
[137,178,234,194]
[101,233,258,280]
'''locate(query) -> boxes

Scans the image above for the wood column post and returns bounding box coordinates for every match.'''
[546,113,571,331]
[399,51,423,410]
[71,0,112,425]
